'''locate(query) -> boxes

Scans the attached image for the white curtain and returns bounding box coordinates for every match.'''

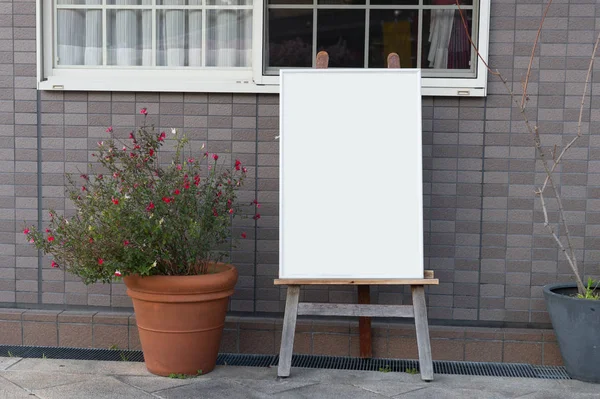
[58,0,101,65]
[56,1,252,68]
[141,0,152,66]
[85,0,102,65]
[427,9,454,69]
[208,8,252,67]
[114,0,138,65]
[189,0,203,66]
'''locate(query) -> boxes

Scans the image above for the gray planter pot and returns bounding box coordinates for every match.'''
[543,282,600,383]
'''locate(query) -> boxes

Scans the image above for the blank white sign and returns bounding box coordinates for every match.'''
[279,69,423,279]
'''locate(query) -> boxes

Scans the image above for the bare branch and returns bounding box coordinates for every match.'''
[455,0,598,294]
[521,0,553,108]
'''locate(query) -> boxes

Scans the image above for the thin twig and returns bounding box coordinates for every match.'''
[521,0,553,108]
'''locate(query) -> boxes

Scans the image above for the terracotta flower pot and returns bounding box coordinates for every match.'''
[124,263,238,376]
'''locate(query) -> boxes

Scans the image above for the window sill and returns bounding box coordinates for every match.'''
[38,76,280,94]
[39,77,486,97]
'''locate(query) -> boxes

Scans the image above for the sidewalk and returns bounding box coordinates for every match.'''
[0,356,597,398]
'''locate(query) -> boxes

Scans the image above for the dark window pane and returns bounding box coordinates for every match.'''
[269,0,312,4]
[318,0,365,5]
[422,9,472,70]
[317,10,365,67]
[369,10,418,68]
[370,0,418,6]
[268,9,313,68]
[423,0,472,5]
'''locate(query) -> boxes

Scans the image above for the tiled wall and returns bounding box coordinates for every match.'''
[2,0,600,330]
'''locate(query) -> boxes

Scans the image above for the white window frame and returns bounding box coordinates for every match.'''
[37,0,491,96]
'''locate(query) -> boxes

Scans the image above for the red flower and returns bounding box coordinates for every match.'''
[51,261,58,268]
[158,132,166,142]
[188,158,194,163]
[80,174,89,180]
[106,126,113,133]
[184,182,190,190]
[97,174,103,180]
[176,164,182,170]
[146,202,155,211]
[45,228,50,233]
[241,232,247,239]
[216,191,222,197]
[174,189,180,195]
[213,154,219,161]
[162,197,173,204]
[114,270,122,277]
[228,208,234,214]
[23,228,29,235]
[194,175,200,186]
[235,159,242,171]
[130,152,136,158]
[242,167,248,173]
[253,213,261,220]
[149,149,154,156]
[111,197,119,205]
[140,107,148,115]
[98,258,104,265]
[134,144,141,150]
[89,237,94,243]
[82,186,87,191]
[48,236,55,242]
[213,208,218,217]
[123,240,130,246]
[129,132,135,141]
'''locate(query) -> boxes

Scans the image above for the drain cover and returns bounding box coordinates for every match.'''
[0,346,570,380]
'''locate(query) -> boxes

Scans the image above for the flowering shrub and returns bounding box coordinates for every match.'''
[24,110,255,284]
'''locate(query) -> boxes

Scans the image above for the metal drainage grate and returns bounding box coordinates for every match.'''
[0,345,144,362]
[0,346,570,380]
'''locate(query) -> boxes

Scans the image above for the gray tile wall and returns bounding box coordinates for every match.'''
[1,0,599,326]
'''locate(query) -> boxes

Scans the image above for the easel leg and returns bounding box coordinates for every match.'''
[411,285,434,381]
[278,285,300,378]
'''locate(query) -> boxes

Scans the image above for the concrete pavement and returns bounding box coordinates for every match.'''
[0,356,597,398]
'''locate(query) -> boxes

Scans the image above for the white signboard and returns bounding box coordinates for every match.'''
[279,69,423,279]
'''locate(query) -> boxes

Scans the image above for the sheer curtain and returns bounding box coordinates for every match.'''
[114,0,138,65]
[207,5,252,67]
[57,0,101,65]
[57,1,252,68]
[427,9,454,69]
[189,0,203,66]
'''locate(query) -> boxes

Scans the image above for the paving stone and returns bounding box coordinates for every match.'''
[32,376,154,399]
[273,382,390,398]
[155,378,270,399]
[351,380,429,397]
[233,377,320,395]
[7,358,151,376]
[115,375,196,393]
[392,387,513,399]
[0,375,33,398]
[0,357,21,370]
[0,370,104,391]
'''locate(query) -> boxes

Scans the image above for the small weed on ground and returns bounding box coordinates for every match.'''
[168,370,203,379]
[405,368,418,375]
[379,365,392,373]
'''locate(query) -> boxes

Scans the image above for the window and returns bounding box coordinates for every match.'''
[38,0,490,95]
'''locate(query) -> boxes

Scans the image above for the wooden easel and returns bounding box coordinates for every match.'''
[276,52,438,382]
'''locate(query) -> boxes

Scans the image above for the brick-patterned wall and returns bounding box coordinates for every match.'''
[0,309,562,366]
[1,0,600,354]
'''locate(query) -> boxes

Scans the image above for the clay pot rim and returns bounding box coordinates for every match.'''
[123,262,238,295]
